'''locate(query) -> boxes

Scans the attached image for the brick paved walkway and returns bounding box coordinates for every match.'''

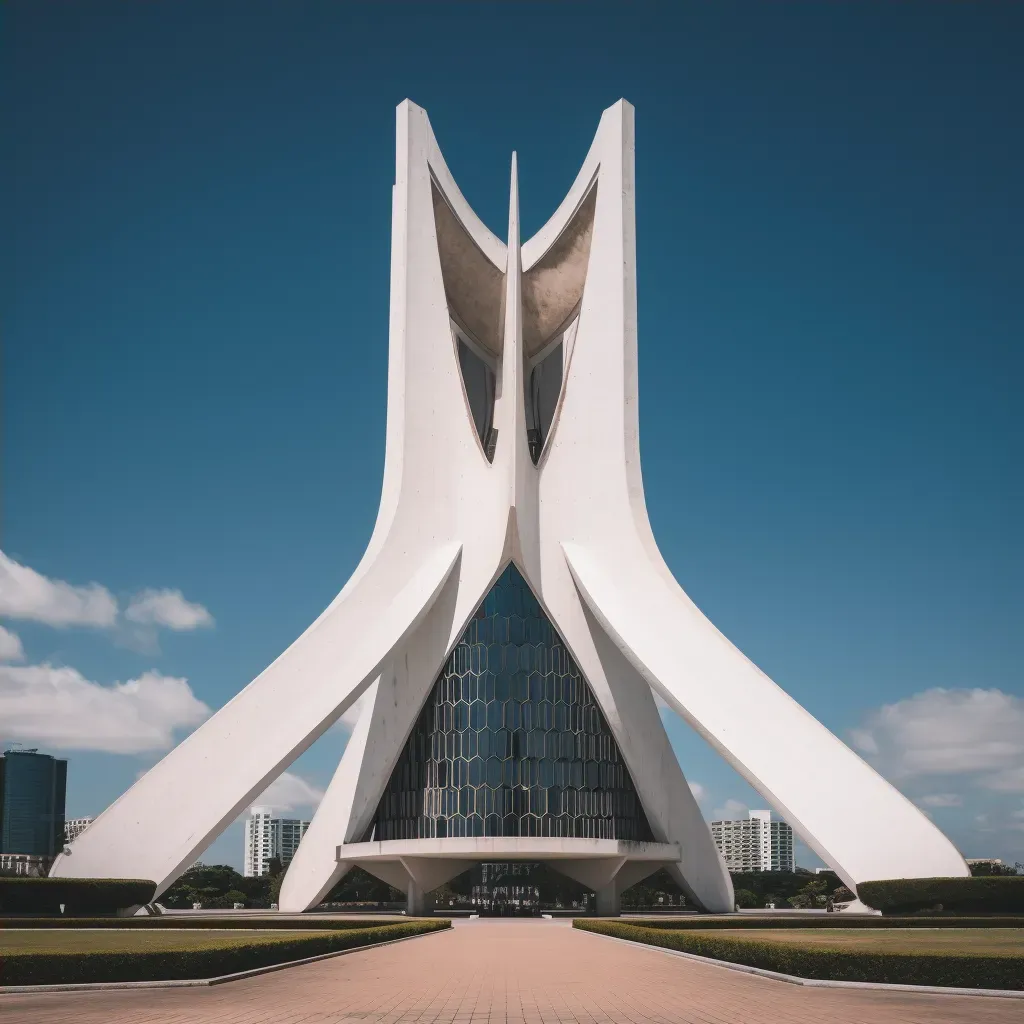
[1,918,1019,1023]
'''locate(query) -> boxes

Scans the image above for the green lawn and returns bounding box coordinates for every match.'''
[0,928,330,954]
[687,927,1024,956]
[574,919,1023,989]
[0,919,450,985]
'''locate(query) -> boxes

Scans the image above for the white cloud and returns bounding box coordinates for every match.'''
[0,663,210,754]
[0,551,213,647]
[688,781,709,802]
[125,589,213,631]
[918,793,962,808]
[850,688,1024,785]
[0,551,117,627]
[253,772,324,813]
[0,625,25,662]
[339,689,372,729]
[983,767,1024,794]
[711,798,748,820]
[329,688,373,733]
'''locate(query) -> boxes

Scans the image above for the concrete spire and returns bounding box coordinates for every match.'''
[493,151,534,559]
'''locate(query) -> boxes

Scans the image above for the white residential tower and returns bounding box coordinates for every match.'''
[711,810,795,873]
[243,806,310,877]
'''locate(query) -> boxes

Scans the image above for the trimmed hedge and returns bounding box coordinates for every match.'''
[0,878,156,916]
[0,915,408,929]
[575,919,1023,990]
[620,914,1024,930]
[0,919,449,986]
[858,877,1024,915]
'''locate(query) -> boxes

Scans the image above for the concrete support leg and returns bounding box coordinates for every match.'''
[406,879,429,916]
[596,881,620,916]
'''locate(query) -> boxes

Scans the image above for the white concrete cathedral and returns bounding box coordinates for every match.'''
[51,100,968,914]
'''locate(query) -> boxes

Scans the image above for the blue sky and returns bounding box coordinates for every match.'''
[2,2,1021,871]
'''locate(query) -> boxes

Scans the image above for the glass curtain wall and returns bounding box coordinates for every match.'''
[372,564,654,842]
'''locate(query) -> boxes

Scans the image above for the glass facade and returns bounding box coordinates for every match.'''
[0,749,67,857]
[372,563,653,842]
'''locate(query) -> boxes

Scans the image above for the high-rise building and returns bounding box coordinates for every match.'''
[710,810,795,873]
[64,817,94,844]
[244,807,273,878]
[53,100,971,915]
[276,817,309,866]
[243,806,309,877]
[0,749,67,859]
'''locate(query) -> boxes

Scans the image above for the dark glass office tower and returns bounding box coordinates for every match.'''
[372,563,653,842]
[0,749,68,857]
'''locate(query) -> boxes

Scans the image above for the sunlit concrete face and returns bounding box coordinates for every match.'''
[50,100,969,915]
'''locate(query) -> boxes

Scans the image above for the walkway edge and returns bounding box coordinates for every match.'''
[580,926,1024,1000]
[0,925,452,994]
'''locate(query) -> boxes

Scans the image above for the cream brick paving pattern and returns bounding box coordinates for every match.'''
[1,919,1020,1024]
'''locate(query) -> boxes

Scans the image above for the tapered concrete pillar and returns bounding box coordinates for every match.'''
[406,879,429,917]
[596,881,620,917]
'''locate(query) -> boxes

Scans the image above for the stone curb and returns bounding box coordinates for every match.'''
[0,925,451,994]
[580,926,1024,1000]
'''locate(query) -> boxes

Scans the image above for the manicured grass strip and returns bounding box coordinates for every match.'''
[575,919,1024,990]
[0,915,410,929]
[621,914,1024,930]
[674,927,1024,955]
[0,920,449,986]
[0,930,335,954]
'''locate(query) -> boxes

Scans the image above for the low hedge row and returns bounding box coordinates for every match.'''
[575,920,1022,990]
[623,914,1024,930]
[1,915,406,929]
[0,878,156,916]
[0,920,450,986]
[859,877,1024,915]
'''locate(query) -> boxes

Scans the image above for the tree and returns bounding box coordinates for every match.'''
[621,868,686,910]
[787,879,829,909]
[323,866,403,905]
[969,861,1021,877]
[733,888,759,909]
[730,870,838,904]
[160,864,269,909]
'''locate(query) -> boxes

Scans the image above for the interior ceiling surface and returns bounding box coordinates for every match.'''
[432,175,597,360]
[522,184,597,357]
[433,182,505,356]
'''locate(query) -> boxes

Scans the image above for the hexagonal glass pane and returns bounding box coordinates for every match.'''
[371,563,653,843]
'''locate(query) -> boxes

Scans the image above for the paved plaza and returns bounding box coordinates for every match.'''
[2,918,1018,1024]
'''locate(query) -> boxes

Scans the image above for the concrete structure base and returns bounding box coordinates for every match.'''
[341,837,677,916]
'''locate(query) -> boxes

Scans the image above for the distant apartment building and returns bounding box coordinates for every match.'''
[0,749,67,860]
[710,809,795,873]
[243,806,310,877]
[64,817,94,844]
